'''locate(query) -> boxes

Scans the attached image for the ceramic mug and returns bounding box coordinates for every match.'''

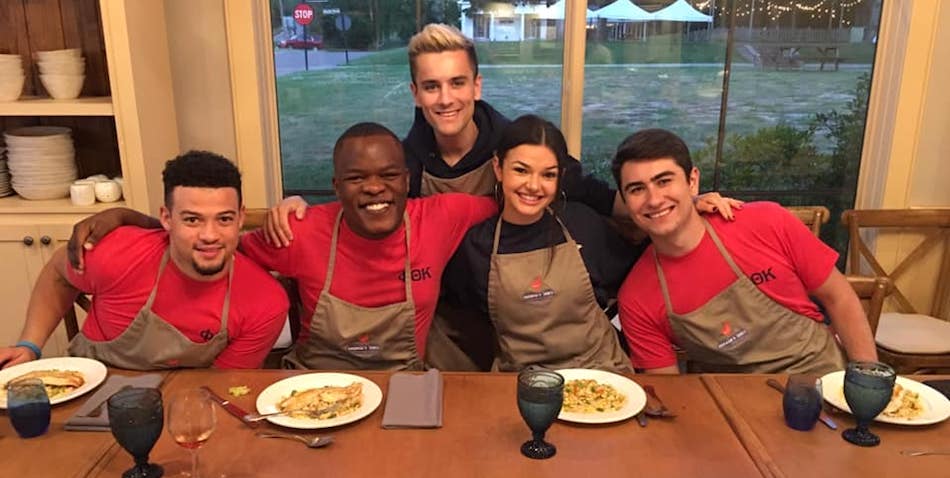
[94,179,122,203]
[69,180,96,206]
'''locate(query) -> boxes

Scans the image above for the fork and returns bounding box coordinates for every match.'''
[256,431,334,448]
[78,385,133,418]
[900,450,950,456]
[643,385,677,418]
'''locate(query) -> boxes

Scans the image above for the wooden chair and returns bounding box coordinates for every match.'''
[845,275,892,335]
[62,207,299,368]
[841,209,950,373]
[785,205,831,237]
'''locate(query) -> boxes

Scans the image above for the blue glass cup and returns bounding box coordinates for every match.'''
[7,377,52,438]
[782,374,823,431]
[517,369,564,459]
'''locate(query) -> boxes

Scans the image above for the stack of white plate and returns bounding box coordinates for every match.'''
[36,49,84,100]
[0,54,25,102]
[0,147,11,197]
[4,126,77,200]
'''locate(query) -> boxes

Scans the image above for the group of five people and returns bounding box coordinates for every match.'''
[0,24,876,375]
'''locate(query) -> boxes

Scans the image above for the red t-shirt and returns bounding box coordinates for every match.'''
[240,193,497,357]
[66,227,289,369]
[618,202,839,370]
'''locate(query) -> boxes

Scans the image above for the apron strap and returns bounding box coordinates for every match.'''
[325,209,413,302]
[142,249,172,311]
[701,218,746,278]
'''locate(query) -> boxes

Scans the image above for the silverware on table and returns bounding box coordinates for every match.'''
[256,431,334,448]
[900,450,950,457]
[765,378,838,430]
[643,385,677,418]
[244,401,344,422]
[635,412,648,427]
[77,385,133,418]
[201,386,259,428]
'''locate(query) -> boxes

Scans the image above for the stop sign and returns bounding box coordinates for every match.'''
[293,3,314,26]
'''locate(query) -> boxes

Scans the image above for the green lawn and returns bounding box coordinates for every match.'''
[276,61,870,191]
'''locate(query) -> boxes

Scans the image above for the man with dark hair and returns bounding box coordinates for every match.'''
[612,129,877,374]
[65,126,497,370]
[0,151,289,370]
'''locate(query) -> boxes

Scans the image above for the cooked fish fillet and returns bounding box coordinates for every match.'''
[278,382,362,417]
[11,369,84,389]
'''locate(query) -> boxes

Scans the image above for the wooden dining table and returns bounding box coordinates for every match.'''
[703,374,950,478]
[3,370,947,478]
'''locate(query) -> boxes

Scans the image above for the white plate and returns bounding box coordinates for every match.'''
[255,372,382,429]
[820,371,950,425]
[555,368,646,424]
[0,357,107,408]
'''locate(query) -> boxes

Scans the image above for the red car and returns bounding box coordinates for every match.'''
[278,35,324,50]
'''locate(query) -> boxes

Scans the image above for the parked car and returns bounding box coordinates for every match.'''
[278,34,323,50]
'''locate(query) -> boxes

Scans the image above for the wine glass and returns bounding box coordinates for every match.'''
[6,378,51,438]
[167,388,216,477]
[842,361,896,447]
[108,387,165,478]
[516,368,564,459]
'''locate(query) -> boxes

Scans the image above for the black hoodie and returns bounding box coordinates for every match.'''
[402,100,617,216]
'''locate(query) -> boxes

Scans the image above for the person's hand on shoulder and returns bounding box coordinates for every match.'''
[0,345,37,369]
[264,196,310,247]
[67,207,160,272]
[695,192,744,221]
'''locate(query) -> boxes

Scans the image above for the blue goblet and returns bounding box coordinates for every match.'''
[842,361,896,447]
[517,369,564,459]
[108,387,165,478]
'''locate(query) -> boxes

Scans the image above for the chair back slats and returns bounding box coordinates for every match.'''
[786,206,830,237]
[243,208,267,231]
[841,209,950,317]
[846,275,892,334]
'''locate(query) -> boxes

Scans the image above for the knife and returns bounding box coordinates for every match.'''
[765,378,837,430]
[201,386,260,428]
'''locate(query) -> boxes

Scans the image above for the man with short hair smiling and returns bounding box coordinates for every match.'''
[0,151,289,370]
[612,128,877,374]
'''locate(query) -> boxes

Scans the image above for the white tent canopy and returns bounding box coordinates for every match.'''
[652,0,713,22]
[595,0,654,22]
[537,0,597,20]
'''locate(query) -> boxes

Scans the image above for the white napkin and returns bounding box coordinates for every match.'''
[64,374,163,431]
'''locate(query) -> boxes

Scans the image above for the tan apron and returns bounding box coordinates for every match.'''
[419,159,497,197]
[422,158,499,371]
[486,215,633,373]
[69,249,232,370]
[656,219,845,374]
[284,210,423,371]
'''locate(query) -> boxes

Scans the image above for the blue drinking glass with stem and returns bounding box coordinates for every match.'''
[108,387,165,478]
[842,361,896,447]
[517,368,564,459]
[7,377,51,438]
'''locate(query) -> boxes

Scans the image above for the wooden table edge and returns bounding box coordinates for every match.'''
[701,375,786,478]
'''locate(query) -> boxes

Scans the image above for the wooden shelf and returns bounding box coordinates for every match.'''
[0,194,125,214]
[0,96,114,116]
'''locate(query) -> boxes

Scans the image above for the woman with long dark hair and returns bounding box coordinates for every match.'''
[442,115,641,372]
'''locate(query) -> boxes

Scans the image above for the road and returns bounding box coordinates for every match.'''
[273,48,373,76]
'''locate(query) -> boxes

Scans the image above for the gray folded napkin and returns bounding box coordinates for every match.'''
[64,374,163,431]
[381,369,443,429]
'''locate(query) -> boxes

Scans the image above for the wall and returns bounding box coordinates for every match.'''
[164,0,238,163]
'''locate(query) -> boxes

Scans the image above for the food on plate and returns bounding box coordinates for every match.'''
[228,385,251,397]
[4,369,85,399]
[563,379,626,413]
[278,382,362,419]
[883,383,925,419]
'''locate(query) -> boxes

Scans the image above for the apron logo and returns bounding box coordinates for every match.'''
[165,359,180,367]
[717,321,749,350]
[522,275,556,305]
[345,335,382,359]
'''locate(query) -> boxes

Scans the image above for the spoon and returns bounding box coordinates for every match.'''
[900,450,950,456]
[256,431,334,448]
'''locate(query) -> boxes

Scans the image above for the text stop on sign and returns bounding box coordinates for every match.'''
[293,3,314,26]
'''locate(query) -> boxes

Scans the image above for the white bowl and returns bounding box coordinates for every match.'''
[0,75,24,101]
[4,126,72,139]
[40,74,84,99]
[37,59,84,75]
[12,182,71,200]
[35,48,81,61]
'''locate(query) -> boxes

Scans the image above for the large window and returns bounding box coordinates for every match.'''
[270,0,883,253]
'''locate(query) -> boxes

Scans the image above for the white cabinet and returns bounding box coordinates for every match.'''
[0,0,178,357]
